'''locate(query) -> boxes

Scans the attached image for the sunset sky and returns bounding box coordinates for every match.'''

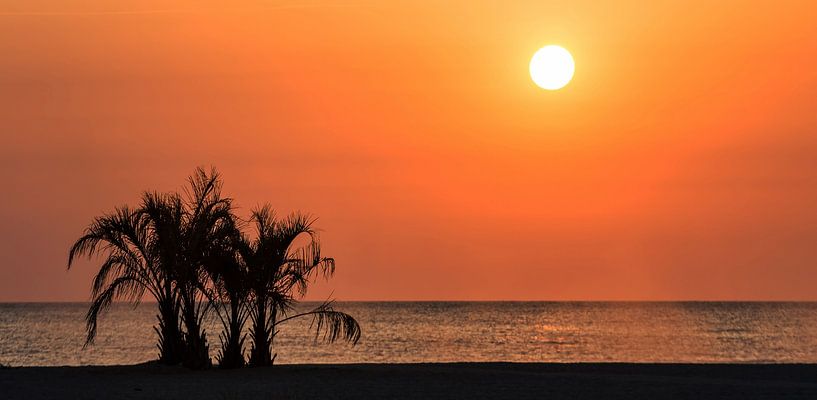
[2,0,817,301]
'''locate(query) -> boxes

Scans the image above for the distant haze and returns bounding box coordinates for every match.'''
[2,0,817,301]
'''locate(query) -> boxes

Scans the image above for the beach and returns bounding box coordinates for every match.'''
[2,362,817,399]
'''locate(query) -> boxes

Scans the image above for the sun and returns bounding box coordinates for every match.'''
[529,45,575,90]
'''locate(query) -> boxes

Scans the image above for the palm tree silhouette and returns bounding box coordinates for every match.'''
[68,206,185,365]
[241,206,361,367]
[203,221,250,369]
[149,167,234,369]
[69,167,360,368]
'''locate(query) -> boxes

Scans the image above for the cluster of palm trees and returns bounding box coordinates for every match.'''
[67,167,360,369]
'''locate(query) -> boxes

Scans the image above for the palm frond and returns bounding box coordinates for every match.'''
[84,275,145,345]
[278,301,361,345]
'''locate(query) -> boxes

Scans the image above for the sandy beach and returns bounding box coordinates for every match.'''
[2,362,817,399]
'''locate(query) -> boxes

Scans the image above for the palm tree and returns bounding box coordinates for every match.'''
[136,189,213,369]
[240,206,361,367]
[197,211,250,369]
[67,206,185,365]
[143,167,234,369]
[204,234,250,369]
[69,167,360,369]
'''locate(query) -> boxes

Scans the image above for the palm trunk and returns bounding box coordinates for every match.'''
[155,299,184,365]
[249,298,272,367]
[269,304,277,365]
[218,300,245,368]
[181,291,211,369]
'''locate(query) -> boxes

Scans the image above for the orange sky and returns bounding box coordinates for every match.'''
[2,0,817,301]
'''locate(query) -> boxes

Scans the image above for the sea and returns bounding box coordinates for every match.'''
[2,302,817,366]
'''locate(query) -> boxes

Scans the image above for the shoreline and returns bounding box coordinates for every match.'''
[3,362,817,399]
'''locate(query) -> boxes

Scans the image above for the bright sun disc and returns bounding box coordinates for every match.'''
[530,45,574,90]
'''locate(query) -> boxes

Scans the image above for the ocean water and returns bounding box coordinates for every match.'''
[1,302,816,366]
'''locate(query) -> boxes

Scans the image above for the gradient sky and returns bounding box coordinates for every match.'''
[2,0,817,301]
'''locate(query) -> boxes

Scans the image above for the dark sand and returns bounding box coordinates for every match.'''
[2,362,817,399]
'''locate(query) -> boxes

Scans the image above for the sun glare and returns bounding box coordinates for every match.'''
[530,45,575,90]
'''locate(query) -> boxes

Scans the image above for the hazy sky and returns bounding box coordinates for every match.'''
[2,0,817,301]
